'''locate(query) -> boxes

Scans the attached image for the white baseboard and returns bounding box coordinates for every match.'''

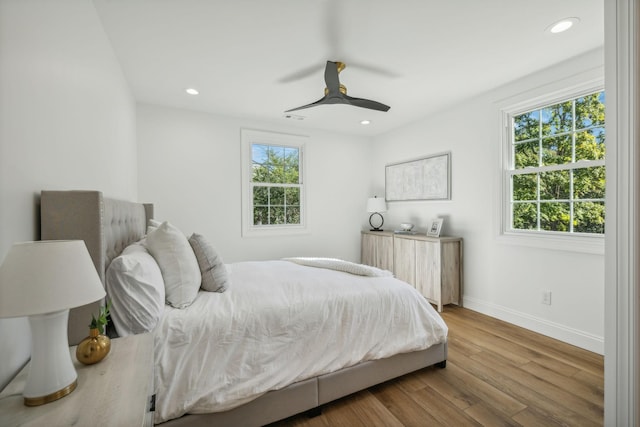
[462,296,604,355]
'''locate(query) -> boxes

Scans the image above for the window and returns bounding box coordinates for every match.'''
[251,144,301,226]
[503,90,605,238]
[241,130,306,237]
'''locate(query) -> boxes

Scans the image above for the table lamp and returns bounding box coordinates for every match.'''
[366,196,387,231]
[0,240,105,406]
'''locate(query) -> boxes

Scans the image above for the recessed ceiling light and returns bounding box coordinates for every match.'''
[185,88,199,95]
[361,120,371,125]
[548,17,580,34]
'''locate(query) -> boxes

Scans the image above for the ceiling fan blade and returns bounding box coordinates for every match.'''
[324,61,341,93]
[323,0,342,56]
[347,62,401,79]
[344,94,391,112]
[284,96,329,112]
[277,63,324,84]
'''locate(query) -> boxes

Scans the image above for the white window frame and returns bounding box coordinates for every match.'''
[241,129,308,237]
[498,79,605,254]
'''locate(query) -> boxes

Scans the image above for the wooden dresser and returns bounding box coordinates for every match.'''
[361,230,463,312]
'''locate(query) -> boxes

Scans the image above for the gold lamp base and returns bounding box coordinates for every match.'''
[24,379,77,407]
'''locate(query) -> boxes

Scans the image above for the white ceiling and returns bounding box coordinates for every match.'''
[93,0,604,137]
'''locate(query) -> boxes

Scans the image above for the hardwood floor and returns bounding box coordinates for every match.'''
[269,306,604,427]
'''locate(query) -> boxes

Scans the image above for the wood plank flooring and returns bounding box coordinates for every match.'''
[268,306,604,427]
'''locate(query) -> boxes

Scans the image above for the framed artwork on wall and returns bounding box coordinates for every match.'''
[426,218,444,237]
[385,152,451,202]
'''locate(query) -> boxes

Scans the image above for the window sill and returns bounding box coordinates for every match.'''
[242,224,309,238]
[497,231,604,255]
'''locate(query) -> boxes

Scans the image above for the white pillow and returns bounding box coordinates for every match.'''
[147,218,162,234]
[106,242,165,336]
[145,221,201,308]
[188,233,230,292]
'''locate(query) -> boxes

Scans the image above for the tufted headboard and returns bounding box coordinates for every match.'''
[40,190,153,345]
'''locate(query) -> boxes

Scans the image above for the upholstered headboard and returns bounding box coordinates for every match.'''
[40,190,153,345]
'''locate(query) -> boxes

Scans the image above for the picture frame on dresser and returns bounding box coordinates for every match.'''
[427,218,444,237]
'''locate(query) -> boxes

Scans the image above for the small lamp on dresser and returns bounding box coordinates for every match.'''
[366,196,387,231]
[0,240,105,406]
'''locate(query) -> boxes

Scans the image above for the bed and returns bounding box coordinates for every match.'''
[40,190,448,426]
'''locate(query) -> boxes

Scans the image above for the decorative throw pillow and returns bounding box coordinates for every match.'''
[188,233,230,292]
[105,242,165,336]
[145,221,201,308]
[147,218,162,234]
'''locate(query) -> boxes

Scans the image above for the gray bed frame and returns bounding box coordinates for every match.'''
[40,190,447,426]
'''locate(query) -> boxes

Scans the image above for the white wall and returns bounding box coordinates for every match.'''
[370,48,605,353]
[0,0,137,389]
[137,104,372,263]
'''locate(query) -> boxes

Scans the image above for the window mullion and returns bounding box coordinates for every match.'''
[569,170,575,233]
[511,159,605,176]
[537,108,542,231]
[536,173,541,231]
[538,108,543,168]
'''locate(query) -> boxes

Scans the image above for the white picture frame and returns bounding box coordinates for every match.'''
[426,218,444,237]
[385,152,451,201]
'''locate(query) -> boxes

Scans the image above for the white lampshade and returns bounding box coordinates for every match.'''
[0,240,105,317]
[366,196,387,213]
[0,240,105,406]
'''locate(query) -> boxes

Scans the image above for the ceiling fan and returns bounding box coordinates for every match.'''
[285,61,391,113]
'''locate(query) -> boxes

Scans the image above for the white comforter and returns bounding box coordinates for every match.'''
[153,260,448,424]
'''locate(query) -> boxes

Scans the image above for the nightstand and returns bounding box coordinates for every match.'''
[0,333,154,427]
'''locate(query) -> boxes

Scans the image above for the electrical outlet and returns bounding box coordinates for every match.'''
[542,290,552,305]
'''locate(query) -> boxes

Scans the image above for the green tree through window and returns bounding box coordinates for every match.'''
[251,144,301,226]
[509,91,605,234]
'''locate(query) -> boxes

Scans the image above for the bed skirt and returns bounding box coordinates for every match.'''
[160,341,447,426]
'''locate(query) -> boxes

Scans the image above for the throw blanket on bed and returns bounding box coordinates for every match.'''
[153,260,448,424]
[282,257,393,277]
